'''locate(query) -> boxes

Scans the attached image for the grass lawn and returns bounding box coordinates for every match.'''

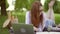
[0,16,9,34]
[55,14,60,24]
[0,13,60,34]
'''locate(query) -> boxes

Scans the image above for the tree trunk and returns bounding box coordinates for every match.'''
[0,0,1,6]
[1,0,7,16]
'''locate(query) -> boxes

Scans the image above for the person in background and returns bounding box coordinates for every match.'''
[13,16,19,24]
[11,15,18,24]
[43,0,56,31]
[3,12,14,34]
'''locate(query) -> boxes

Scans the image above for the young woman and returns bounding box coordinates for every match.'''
[25,1,47,32]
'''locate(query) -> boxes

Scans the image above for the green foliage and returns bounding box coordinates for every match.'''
[15,0,34,10]
[6,0,9,9]
[44,0,60,13]
[12,11,26,23]
[56,1,60,13]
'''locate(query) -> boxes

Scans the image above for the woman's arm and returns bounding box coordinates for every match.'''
[25,11,31,24]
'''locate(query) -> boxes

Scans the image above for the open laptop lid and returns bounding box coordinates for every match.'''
[12,23,34,34]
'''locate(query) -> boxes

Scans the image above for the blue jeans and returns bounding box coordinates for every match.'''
[45,19,55,28]
[43,19,56,31]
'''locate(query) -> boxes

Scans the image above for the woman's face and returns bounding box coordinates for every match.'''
[39,6,43,16]
[39,6,43,11]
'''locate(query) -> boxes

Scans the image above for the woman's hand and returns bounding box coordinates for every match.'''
[33,27,38,32]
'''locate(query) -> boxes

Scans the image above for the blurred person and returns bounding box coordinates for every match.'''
[48,0,56,27]
[44,0,60,32]
[25,1,47,32]
[13,16,19,24]
[43,0,56,31]
[3,12,15,34]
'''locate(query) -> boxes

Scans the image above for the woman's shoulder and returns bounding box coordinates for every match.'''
[26,11,30,14]
[26,11,31,17]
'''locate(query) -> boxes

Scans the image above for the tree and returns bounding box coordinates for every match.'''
[44,0,60,13]
[0,0,1,6]
[1,0,7,16]
[15,0,35,11]
[0,0,9,16]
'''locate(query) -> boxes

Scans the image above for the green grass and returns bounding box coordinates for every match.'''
[0,13,60,34]
[0,16,9,34]
[12,12,26,23]
[55,14,60,24]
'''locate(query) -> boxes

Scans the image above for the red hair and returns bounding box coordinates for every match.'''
[31,1,43,28]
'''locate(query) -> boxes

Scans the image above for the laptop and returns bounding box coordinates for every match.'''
[12,23,34,34]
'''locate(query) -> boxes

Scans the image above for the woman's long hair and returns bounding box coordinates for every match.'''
[31,1,43,28]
